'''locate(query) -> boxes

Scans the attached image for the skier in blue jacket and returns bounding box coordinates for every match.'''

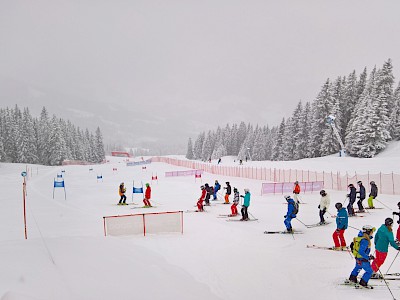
[213,180,221,200]
[333,202,348,250]
[348,225,376,287]
[284,195,297,232]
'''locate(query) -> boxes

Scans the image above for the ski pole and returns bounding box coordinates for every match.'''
[377,268,397,300]
[342,196,348,206]
[294,218,308,228]
[375,198,393,210]
[248,211,259,222]
[386,251,400,275]
[348,225,360,231]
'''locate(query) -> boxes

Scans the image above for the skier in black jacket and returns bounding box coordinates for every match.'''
[347,184,357,216]
[356,181,366,212]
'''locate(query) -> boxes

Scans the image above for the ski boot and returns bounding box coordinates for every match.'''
[348,275,358,284]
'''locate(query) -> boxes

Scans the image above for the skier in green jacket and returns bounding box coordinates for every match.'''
[371,218,400,278]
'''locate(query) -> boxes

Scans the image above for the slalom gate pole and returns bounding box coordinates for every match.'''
[377,268,396,300]
[386,251,400,275]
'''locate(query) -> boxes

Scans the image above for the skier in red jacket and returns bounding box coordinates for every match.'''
[197,185,206,212]
[143,183,152,207]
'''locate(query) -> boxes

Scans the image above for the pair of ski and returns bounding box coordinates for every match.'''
[131,206,157,209]
[217,214,239,218]
[307,245,350,252]
[331,214,364,218]
[227,218,258,222]
[264,230,303,234]
[341,279,374,289]
[305,221,331,228]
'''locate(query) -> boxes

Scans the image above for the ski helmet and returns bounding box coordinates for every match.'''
[145,183,150,187]
[200,185,205,190]
[357,181,362,185]
[284,195,291,201]
[348,184,354,188]
[385,218,394,226]
[294,181,299,185]
[244,188,249,193]
[226,182,230,185]
[233,187,238,193]
[370,181,375,185]
[319,190,326,196]
[205,183,209,187]
[397,202,400,208]
[362,225,375,234]
[335,202,342,210]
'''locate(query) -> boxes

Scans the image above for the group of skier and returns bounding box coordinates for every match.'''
[196,180,251,221]
[117,182,152,207]
[287,181,400,288]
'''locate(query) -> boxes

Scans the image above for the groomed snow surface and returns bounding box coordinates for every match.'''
[1,146,400,300]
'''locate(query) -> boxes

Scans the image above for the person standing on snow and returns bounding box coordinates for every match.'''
[356,181,366,212]
[348,225,376,288]
[213,180,221,200]
[204,183,211,206]
[370,218,400,278]
[293,181,301,203]
[392,202,400,242]
[231,187,240,216]
[240,188,251,221]
[367,181,378,209]
[284,195,297,232]
[333,202,348,250]
[224,182,231,204]
[118,182,127,205]
[196,185,207,212]
[143,183,152,207]
[318,190,330,225]
[347,184,357,216]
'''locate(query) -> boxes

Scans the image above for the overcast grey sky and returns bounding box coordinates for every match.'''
[1,0,400,152]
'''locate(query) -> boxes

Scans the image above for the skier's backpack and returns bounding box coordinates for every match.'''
[292,201,299,215]
[350,236,364,257]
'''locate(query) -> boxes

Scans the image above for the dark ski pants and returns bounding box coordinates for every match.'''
[241,206,248,220]
[357,198,365,210]
[319,209,326,223]
[347,199,355,215]
[119,195,126,203]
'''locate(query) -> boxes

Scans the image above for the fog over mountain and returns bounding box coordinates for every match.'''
[1,0,400,154]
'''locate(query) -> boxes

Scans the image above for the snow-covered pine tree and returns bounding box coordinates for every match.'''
[271,118,285,161]
[238,125,254,160]
[309,79,332,157]
[230,123,239,155]
[38,107,51,165]
[281,118,295,160]
[236,122,247,154]
[390,82,400,140]
[94,127,105,163]
[21,108,38,164]
[186,137,194,159]
[291,101,304,160]
[320,77,342,156]
[193,132,205,160]
[48,116,67,165]
[212,143,227,159]
[341,71,358,138]
[201,131,214,161]
[252,126,267,161]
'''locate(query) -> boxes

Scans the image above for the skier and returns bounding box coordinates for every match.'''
[231,187,240,216]
[284,195,297,232]
[356,181,366,212]
[217,158,221,164]
[196,185,206,212]
[371,218,400,278]
[223,182,231,204]
[240,188,251,221]
[293,181,301,203]
[318,190,330,225]
[348,225,376,287]
[392,202,400,241]
[347,184,357,216]
[118,182,127,205]
[143,183,152,207]
[213,180,221,200]
[367,181,378,209]
[204,183,211,206]
[333,202,348,250]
